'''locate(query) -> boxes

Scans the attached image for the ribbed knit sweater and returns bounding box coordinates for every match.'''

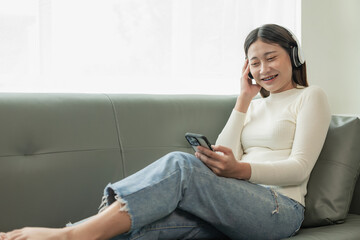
[215,86,331,206]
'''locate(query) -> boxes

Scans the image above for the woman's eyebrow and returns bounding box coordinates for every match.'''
[250,51,278,61]
[264,51,277,56]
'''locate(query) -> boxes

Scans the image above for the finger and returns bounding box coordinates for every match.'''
[7,230,22,240]
[241,64,250,81]
[212,145,233,155]
[241,63,254,90]
[245,63,252,81]
[196,146,214,156]
[196,146,222,161]
[196,152,220,172]
[195,150,215,164]
[195,151,209,164]
[242,58,249,73]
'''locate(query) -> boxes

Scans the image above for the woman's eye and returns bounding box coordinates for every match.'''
[251,62,259,66]
[267,56,276,61]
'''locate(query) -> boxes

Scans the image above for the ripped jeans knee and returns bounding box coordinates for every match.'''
[98,187,129,214]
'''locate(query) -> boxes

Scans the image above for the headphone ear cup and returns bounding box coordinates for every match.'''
[291,46,303,68]
[296,44,305,66]
[291,46,299,67]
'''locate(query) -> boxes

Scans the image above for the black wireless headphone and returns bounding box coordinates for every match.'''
[286,28,305,68]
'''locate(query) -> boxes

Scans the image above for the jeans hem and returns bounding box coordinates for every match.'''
[104,184,136,233]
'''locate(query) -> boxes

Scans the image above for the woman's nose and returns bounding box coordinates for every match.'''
[260,62,270,75]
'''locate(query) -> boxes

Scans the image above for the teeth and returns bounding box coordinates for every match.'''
[263,75,277,81]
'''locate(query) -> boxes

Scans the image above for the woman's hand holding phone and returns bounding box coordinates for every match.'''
[195,145,251,180]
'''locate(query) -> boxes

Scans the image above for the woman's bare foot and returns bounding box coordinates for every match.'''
[0,232,7,240]
[0,200,131,240]
[0,227,71,240]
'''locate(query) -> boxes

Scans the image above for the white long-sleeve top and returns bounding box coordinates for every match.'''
[215,85,331,206]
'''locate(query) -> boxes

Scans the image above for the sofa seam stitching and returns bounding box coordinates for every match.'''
[104,94,127,178]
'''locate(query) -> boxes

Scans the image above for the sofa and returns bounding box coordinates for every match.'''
[0,93,359,239]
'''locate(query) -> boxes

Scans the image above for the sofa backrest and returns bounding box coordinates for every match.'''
[0,93,359,231]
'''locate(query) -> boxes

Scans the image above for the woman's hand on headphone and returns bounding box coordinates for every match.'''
[240,59,261,99]
[234,59,261,113]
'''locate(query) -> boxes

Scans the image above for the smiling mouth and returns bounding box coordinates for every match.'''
[262,74,278,81]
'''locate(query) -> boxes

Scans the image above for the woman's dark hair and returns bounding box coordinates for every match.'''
[244,24,308,98]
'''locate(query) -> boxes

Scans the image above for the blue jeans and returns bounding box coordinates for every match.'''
[73,152,304,239]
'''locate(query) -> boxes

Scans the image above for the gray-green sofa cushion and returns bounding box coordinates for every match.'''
[302,116,360,227]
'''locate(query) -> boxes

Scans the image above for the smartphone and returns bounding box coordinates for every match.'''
[185,132,213,152]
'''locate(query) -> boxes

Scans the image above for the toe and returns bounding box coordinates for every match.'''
[0,233,7,240]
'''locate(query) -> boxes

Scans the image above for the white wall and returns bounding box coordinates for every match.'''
[302,0,360,115]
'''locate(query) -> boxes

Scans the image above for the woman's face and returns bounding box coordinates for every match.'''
[247,39,295,94]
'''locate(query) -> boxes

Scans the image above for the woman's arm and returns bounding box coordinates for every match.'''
[195,60,259,180]
[215,59,260,161]
[215,110,246,161]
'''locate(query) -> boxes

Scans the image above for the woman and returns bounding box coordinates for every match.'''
[0,24,331,240]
